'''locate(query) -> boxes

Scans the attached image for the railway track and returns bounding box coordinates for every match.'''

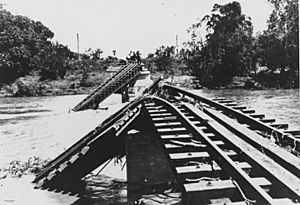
[142,95,300,204]
[32,79,163,190]
[33,99,143,190]
[162,85,300,157]
[34,83,300,204]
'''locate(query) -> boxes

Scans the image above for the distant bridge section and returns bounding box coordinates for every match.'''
[72,63,142,112]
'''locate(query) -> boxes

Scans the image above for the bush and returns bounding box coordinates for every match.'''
[13,75,43,97]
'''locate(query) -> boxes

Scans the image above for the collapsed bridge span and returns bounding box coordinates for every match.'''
[34,83,300,204]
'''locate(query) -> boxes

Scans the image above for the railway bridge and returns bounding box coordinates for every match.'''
[33,64,300,204]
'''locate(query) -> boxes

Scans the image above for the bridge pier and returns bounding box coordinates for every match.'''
[125,116,178,204]
[121,88,129,103]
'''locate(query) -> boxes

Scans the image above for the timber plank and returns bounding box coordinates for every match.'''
[242,109,255,114]
[218,100,234,104]
[148,109,168,113]
[169,152,210,160]
[150,113,173,117]
[251,177,272,187]
[152,116,178,122]
[160,134,192,140]
[176,163,220,174]
[250,114,265,119]
[260,118,276,123]
[154,122,182,127]
[184,180,236,196]
[232,106,247,110]
[157,127,187,133]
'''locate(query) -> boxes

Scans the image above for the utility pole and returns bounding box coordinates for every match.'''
[175,35,179,57]
[112,50,116,64]
[77,33,80,60]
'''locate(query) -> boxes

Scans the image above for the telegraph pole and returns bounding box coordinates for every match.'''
[175,35,179,57]
[113,50,116,64]
[77,33,80,60]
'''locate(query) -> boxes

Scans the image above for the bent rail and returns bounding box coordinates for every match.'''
[34,98,144,188]
[143,96,300,204]
[34,84,300,204]
[33,79,160,188]
[162,84,300,155]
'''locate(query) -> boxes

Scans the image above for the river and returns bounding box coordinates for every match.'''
[192,89,300,130]
[0,89,299,204]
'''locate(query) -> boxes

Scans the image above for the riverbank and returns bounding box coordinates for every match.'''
[0,74,291,98]
[0,72,104,98]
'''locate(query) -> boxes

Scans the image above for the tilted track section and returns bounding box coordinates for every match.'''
[34,99,143,190]
[34,84,300,204]
[143,96,300,204]
[33,79,161,190]
[73,63,142,112]
[162,85,300,156]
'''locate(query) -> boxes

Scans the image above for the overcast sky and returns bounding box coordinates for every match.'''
[2,0,273,58]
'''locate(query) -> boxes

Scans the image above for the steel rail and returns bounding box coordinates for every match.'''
[162,85,300,154]
[201,105,300,178]
[144,96,277,204]
[34,78,159,184]
[34,96,145,184]
[34,84,300,203]
[182,102,300,200]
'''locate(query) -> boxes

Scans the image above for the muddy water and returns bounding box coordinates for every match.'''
[192,89,300,130]
[0,94,127,205]
[0,89,299,204]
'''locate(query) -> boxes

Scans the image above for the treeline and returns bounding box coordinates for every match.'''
[0,1,298,91]
[0,6,116,88]
[0,8,75,85]
[146,0,299,88]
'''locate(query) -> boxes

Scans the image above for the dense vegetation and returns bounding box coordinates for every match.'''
[146,0,299,88]
[0,6,118,96]
[0,8,76,85]
[0,0,298,96]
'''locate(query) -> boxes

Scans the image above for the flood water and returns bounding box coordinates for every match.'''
[0,89,299,204]
[192,88,300,130]
[0,94,127,205]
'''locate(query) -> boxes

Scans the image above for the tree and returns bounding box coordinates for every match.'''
[153,46,176,73]
[0,9,49,84]
[144,46,188,76]
[0,8,73,85]
[187,1,255,87]
[39,43,72,80]
[256,0,298,87]
[91,48,103,60]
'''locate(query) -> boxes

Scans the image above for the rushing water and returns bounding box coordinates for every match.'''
[0,94,127,205]
[192,89,300,130]
[0,89,299,204]
[0,94,126,166]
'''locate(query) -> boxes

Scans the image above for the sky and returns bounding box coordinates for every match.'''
[2,0,273,58]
